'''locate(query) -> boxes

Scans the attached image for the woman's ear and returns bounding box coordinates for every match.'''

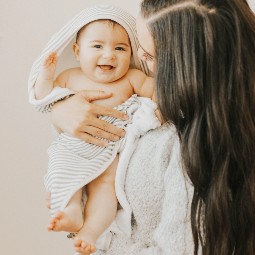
[73,43,80,61]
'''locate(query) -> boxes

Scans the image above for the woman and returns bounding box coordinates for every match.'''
[50,0,255,254]
[137,1,255,254]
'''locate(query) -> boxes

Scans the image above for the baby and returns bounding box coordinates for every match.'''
[35,19,156,254]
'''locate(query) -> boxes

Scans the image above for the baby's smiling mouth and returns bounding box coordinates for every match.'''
[98,65,114,71]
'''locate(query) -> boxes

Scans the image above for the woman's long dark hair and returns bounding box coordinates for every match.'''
[141,0,255,254]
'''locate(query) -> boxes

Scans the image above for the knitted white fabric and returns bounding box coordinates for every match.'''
[27,4,149,112]
[94,124,195,255]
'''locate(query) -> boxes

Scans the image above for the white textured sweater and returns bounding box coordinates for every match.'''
[96,123,194,255]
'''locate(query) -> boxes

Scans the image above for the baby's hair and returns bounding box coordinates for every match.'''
[75,19,118,44]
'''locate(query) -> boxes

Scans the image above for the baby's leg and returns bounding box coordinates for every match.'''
[74,156,119,254]
[48,189,83,233]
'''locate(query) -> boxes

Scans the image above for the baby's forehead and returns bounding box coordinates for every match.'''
[77,19,130,40]
[91,20,127,34]
[91,19,120,28]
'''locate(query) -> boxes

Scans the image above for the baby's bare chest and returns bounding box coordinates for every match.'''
[67,75,134,107]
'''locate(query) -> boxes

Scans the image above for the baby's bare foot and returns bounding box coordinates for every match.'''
[73,229,97,254]
[48,204,83,232]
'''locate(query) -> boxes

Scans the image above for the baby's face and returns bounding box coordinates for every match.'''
[74,20,131,83]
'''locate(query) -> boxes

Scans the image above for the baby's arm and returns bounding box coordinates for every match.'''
[34,52,70,100]
[127,69,162,121]
[34,52,58,99]
[126,69,154,99]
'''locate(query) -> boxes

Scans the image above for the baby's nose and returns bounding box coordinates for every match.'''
[102,49,115,59]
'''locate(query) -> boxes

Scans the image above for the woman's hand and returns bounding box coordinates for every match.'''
[51,90,128,147]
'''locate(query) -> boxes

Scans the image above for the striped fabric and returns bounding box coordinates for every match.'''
[45,95,140,215]
[27,4,149,112]
[44,94,161,251]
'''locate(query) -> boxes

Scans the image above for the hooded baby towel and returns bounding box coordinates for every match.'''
[28,4,160,251]
[28,4,149,112]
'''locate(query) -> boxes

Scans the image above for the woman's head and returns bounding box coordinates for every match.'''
[140,0,255,127]
[139,0,255,254]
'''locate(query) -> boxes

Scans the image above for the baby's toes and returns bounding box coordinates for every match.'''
[47,220,55,231]
[84,244,92,253]
[74,237,83,248]
[81,241,90,250]
[90,245,96,253]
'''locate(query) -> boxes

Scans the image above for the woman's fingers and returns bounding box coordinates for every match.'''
[83,126,121,141]
[92,118,126,137]
[78,90,128,120]
[51,90,128,144]
[76,132,109,147]
[92,103,128,120]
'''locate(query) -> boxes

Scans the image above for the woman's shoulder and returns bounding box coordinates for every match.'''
[139,122,179,156]
[129,122,180,176]
[143,122,178,142]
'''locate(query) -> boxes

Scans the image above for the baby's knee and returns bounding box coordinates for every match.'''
[90,172,115,189]
[87,156,119,193]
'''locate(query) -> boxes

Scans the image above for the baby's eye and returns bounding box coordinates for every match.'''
[93,45,102,49]
[115,47,125,51]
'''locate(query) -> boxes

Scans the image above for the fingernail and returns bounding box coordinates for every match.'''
[121,130,126,137]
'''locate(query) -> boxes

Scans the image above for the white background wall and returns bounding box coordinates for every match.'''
[248,0,255,10]
[1,1,254,255]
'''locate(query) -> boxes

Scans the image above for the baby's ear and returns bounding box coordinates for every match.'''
[73,43,80,61]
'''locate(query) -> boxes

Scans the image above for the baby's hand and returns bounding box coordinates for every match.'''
[40,52,58,80]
